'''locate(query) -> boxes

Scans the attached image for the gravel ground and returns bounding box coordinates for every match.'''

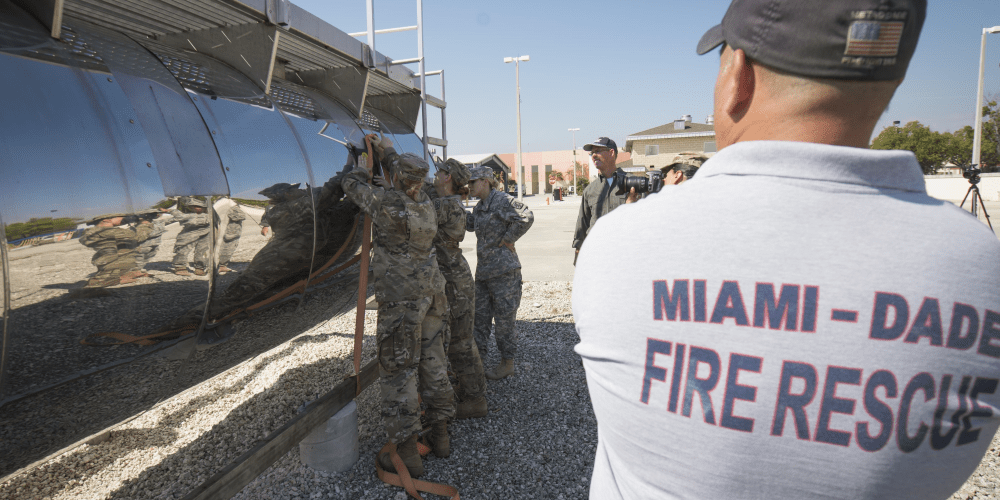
[3,279,1000,499]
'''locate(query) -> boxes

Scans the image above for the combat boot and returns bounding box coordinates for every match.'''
[378,434,424,478]
[192,268,207,276]
[428,421,450,458]
[486,359,517,380]
[456,395,488,419]
[218,265,233,274]
[485,359,515,380]
[173,267,192,276]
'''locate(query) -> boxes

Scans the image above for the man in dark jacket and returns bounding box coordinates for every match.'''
[572,137,628,262]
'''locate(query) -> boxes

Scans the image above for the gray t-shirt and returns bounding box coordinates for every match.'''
[573,141,1000,500]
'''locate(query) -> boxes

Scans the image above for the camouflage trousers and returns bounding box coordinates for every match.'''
[444,272,485,401]
[473,268,522,360]
[218,219,243,266]
[91,248,139,283]
[378,293,455,444]
[172,231,210,270]
[135,238,161,269]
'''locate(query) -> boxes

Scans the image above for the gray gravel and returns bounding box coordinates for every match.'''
[232,281,594,500]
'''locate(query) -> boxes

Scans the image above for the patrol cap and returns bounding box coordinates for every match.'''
[183,196,208,208]
[87,213,128,225]
[667,152,708,169]
[394,153,430,183]
[468,165,496,186]
[582,137,618,153]
[696,0,926,81]
[440,158,471,187]
[258,183,301,200]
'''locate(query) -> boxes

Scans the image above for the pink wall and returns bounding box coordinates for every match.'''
[499,150,632,183]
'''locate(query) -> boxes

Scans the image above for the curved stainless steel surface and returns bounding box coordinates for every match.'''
[0,1,373,477]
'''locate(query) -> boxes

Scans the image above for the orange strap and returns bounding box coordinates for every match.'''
[81,325,197,346]
[375,442,460,500]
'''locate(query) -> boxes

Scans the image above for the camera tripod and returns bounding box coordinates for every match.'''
[959,168,994,233]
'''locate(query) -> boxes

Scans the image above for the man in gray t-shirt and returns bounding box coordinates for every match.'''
[574,1,1000,499]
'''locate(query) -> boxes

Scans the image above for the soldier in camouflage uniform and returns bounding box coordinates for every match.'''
[218,203,246,273]
[466,166,534,380]
[80,214,150,287]
[343,135,454,478]
[135,210,166,271]
[170,197,212,276]
[425,158,488,419]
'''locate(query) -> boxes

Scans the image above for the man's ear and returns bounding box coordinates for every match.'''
[719,48,755,120]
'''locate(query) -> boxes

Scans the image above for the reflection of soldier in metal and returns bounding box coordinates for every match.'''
[258,183,304,237]
[170,197,211,276]
[79,214,150,288]
[206,179,358,321]
[218,204,246,274]
[135,210,166,271]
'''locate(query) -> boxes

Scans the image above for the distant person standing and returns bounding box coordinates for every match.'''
[466,166,534,380]
[170,197,211,276]
[573,137,628,262]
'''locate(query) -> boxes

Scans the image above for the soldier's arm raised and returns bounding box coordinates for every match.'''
[341,156,383,216]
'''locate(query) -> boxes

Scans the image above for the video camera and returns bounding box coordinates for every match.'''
[963,164,982,185]
[613,169,663,196]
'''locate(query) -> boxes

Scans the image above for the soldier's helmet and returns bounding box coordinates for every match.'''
[259,183,303,202]
[441,158,471,187]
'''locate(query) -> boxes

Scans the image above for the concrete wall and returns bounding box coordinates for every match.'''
[924,173,1000,202]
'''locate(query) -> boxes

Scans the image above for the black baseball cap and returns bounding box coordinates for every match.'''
[583,137,618,153]
[696,0,926,81]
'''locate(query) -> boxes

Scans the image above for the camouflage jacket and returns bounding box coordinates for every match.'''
[227,204,247,222]
[572,168,628,250]
[465,188,534,280]
[260,197,313,239]
[422,184,473,281]
[342,168,445,302]
[80,226,142,254]
[169,209,212,237]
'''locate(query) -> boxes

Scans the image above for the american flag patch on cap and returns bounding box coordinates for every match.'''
[845,21,904,57]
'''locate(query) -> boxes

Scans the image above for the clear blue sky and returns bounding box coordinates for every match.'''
[295,0,1000,156]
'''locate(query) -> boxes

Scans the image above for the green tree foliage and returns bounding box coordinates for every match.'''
[980,99,1000,169]
[5,217,80,241]
[870,99,1000,174]
[870,121,954,174]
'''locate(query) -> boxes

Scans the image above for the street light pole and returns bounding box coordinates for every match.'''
[973,26,1000,166]
[505,55,529,201]
[568,128,579,196]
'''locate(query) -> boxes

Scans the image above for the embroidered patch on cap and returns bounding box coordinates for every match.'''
[844,11,906,58]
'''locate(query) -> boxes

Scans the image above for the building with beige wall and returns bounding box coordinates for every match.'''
[624,115,716,169]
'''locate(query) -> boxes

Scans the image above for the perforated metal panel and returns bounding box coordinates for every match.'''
[141,40,270,106]
[358,109,381,131]
[270,81,318,120]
